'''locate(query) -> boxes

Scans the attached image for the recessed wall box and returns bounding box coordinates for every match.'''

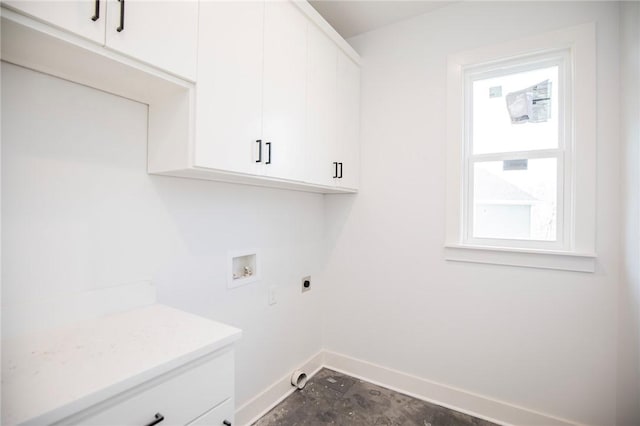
[228,250,260,289]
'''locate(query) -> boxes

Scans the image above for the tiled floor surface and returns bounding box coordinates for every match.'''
[253,368,498,426]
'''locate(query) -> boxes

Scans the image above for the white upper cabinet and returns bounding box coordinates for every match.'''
[2,0,197,81]
[194,1,264,175]
[3,0,360,193]
[128,0,358,193]
[336,50,361,190]
[2,1,106,44]
[104,0,198,81]
[306,35,360,190]
[306,22,338,187]
[261,0,308,182]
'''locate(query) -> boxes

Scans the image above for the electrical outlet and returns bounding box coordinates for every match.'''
[268,286,277,305]
[302,276,311,293]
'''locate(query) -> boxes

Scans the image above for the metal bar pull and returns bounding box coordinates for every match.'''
[255,139,262,163]
[223,421,232,426]
[91,0,100,21]
[265,142,271,164]
[338,162,343,179]
[116,0,125,32]
[144,413,164,426]
[333,162,338,178]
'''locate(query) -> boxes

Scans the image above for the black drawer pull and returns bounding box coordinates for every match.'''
[255,139,262,163]
[91,0,100,21]
[333,162,338,178]
[338,162,343,179]
[116,0,125,32]
[222,421,232,426]
[144,413,164,426]
[265,142,271,164]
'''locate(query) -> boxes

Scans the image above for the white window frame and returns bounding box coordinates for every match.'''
[464,51,571,251]
[445,24,597,272]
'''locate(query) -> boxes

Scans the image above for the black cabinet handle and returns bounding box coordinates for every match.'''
[91,0,100,21]
[222,421,232,426]
[255,139,262,163]
[144,413,164,426]
[116,0,125,32]
[333,162,338,178]
[338,162,343,179]
[265,142,271,165]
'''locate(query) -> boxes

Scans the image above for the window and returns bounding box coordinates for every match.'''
[445,24,596,272]
[464,51,570,250]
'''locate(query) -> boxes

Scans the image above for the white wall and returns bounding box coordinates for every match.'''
[1,62,324,408]
[324,2,621,425]
[619,2,640,425]
[3,3,636,424]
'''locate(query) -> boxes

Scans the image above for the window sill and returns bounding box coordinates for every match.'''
[444,244,596,272]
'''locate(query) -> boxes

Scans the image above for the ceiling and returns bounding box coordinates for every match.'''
[309,1,454,39]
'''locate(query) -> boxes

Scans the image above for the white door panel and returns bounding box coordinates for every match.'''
[194,1,263,175]
[306,23,338,187]
[262,0,307,181]
[105,0,197,81]
[3,0,106,44]
[336,51,360,190]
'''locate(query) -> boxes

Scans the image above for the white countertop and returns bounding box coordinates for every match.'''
[1,304,242,425]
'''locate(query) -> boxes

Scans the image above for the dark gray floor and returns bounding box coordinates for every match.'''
[253,368,498,426]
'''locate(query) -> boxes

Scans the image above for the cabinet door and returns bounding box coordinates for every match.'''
[105,0,197,81]
[305,23,338,187]
[336,51,360,190]
[194,1,264,176]
[3,0,106,44]
[262,0,307,181]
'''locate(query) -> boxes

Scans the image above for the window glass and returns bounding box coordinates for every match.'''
[472,65,559,154]
[472,158,557,241]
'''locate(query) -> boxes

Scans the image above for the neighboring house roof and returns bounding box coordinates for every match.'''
[475,168,537,202]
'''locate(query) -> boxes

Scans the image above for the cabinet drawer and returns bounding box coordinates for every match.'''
[187,398,234,426]
[63,349,234,426]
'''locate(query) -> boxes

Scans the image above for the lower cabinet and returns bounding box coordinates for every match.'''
[61,349,235,426]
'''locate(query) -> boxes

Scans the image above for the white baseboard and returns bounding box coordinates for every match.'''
[236,349,582,426]
[323,351,580,426]
[235,351,325,426]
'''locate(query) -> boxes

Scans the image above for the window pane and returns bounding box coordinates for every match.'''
[473,158,557,241]
[472,65,559,154]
